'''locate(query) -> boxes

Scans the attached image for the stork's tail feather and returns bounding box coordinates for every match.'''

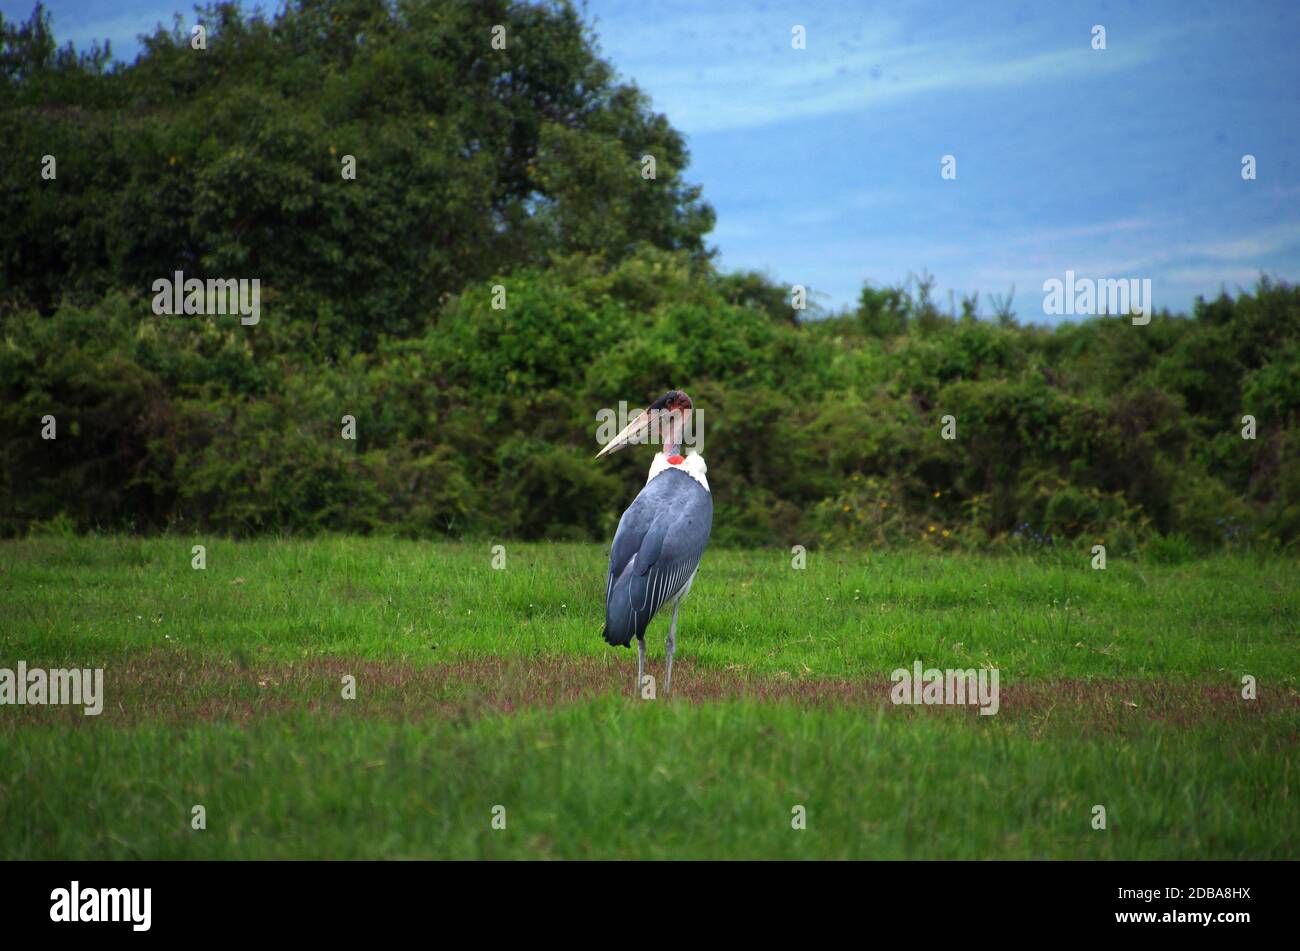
[601,625,633,648]
[602,565,641,647]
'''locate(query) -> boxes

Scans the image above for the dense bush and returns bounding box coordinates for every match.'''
[3,262,1297,549]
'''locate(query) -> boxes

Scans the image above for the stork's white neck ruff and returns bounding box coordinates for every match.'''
[647,450,709,492]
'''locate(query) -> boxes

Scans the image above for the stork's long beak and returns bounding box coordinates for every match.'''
[596,409,656,458]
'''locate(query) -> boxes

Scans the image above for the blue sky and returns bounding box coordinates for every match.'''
[13,0,1300,321]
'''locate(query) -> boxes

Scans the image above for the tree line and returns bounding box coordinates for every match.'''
[2,2,1296,551]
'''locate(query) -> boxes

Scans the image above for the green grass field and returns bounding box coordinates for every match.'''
[1,537,1296,859]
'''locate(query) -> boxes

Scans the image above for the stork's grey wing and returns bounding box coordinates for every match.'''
[602,469,712,647]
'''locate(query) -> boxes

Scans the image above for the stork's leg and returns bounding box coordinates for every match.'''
[664,600,680,696]
[636,636,646,699]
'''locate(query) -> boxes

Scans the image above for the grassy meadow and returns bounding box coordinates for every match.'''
[1,537,1296,859]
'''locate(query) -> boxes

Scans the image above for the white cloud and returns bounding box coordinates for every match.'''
[600,9,1159,134]
[1176,223,1300,261]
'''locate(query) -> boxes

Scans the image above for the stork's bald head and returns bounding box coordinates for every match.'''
[596,389,695,459]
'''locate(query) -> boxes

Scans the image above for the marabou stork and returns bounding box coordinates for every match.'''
[596,390,712,697]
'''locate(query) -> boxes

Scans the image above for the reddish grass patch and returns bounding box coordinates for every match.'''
[2,650,1295,735]
[5,646,1294,737]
